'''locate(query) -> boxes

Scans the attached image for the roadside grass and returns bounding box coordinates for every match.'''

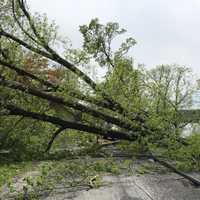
[0,157,135,199]
[0,161,33,188]
[1,137,200,199]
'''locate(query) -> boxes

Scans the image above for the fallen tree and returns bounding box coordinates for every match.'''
[0,0,199,187]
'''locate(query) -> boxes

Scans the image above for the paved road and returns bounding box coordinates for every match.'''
[42,173,200,200]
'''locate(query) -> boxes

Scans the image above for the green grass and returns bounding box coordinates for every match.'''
[0,161,32,187]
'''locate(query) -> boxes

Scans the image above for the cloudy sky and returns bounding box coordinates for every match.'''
[28,0,200,77]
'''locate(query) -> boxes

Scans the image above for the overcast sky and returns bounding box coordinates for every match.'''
[28,0,200,78]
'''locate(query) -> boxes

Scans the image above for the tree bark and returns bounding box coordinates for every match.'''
[3,103,136,141]
[0,76,141,132]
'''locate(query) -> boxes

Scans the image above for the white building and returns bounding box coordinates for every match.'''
[181,90,200,136]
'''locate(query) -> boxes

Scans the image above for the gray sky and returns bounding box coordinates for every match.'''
[28,0,200,78]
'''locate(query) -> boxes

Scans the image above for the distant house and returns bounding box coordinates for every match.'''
[180,90,200,136]
[179,90,200,123]
[181,90,200,110]
[191,90,200,109]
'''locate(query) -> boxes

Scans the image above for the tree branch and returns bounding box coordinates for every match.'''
[150,153,200,187]
[0,59,57,89]
[0,57,145,124]
[0,76,139,132]
[2,102,136,141]
[45,127,66,152]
